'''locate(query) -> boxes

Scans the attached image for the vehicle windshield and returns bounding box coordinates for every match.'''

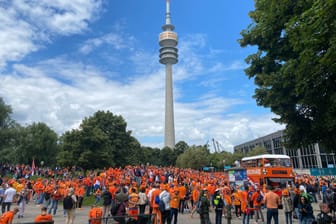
[264,158,291,167]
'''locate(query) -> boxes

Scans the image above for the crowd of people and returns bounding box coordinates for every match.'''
[0,163,335,224]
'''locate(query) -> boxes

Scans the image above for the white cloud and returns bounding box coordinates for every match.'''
[79,32,135,54]
[12,0,102,35]
[0,0,102,68]
[0,57,284,151]
[0,8,38,68]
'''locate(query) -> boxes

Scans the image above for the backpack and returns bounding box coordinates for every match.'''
[111,202,121,216]
[63,195,74,209]
[256,194,264,203]
[325,192,334,204]
[159,200,166,212]
[44,192,50,201]
[155,195,160,204]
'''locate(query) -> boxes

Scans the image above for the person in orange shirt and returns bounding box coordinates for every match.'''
[88,205,103,224]
[170,190,180,224]
[178,183,186,213]
[128,188,139,221]
[48,186,62,216]
[44,182,54,209]
[0,207,19,224]
[223,187,233,223]
[76,184,86,209]
[34,206,53,223]
[231,188,242,218]
[251,188,265,223]
[150,184,161,224]
[241,185,250,224]
[191,186,200,209]
[33,179,45,205]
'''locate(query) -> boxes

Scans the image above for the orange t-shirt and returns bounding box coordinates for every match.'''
[0,211,15,224]
[232,192,241,206]
[89,207,103,224]
[192,189,200,202]
[178,185,186,200]
[34,214,53,222]
[251,191,263,206]
[240,191,248,212]
[170,194,180,209]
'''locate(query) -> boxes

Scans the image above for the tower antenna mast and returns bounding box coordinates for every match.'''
[159,0,178,148]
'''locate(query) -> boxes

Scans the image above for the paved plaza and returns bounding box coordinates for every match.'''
[10,201,322,224]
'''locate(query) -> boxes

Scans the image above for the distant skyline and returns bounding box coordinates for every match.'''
[0,0,284,152]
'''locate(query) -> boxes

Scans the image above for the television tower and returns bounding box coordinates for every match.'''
[159,0,178,148]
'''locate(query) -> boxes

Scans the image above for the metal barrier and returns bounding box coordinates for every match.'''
[18,222,54,224]
[19,214,155,224]
[91,214,154,224]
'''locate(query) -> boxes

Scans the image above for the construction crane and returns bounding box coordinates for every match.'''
[211,138,225,153]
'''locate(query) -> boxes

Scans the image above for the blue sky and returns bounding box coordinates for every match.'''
[0,0,284,151]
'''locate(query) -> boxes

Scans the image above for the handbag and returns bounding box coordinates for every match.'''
[278,204,283,209]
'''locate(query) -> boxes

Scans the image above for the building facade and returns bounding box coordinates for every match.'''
[234,130,336,169]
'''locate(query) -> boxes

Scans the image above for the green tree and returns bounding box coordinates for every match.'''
[16,122,58,166]
[58,111,141,169]
[246,145,268,157]
[176,145,210,169]
[0,124,23,163]
[137,146,161,166]
[160,147,176,166]
[57,129,81,167]
[0,97,15,154]
[174,141,189,156]
[240,0,336,151]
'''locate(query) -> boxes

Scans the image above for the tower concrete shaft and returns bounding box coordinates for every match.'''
[159,0,178,148]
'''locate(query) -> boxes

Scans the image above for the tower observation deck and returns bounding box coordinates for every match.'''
[159,0,178,149]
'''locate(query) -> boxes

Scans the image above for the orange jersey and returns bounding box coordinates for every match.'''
[192,189,200,202]
[170,194,180,209]
[178,185,186,199]
[232,192,241,206]
[0,211,15,224]
[34,214,53,222]
[76,186,85,197]
[240,191,248,212]
[89,207,103,224]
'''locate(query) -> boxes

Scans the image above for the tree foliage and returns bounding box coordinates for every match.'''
[0,97,15,153]
[176,145,210,169]
[246,145,268,157]
[240,0,336,151]
[16,122,58,166]
[57,111,141,169]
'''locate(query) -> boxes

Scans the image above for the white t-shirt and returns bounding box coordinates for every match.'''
[4,187,17,203]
